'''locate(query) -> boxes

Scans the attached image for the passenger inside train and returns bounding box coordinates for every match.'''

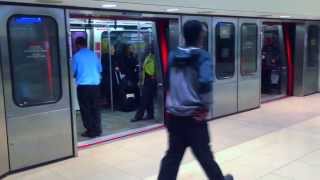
[70,18,162,141]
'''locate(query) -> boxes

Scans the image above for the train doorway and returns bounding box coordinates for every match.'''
[67,12,178,144]
[261,23,292,102]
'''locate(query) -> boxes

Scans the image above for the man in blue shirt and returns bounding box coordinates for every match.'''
[73,37,102,138]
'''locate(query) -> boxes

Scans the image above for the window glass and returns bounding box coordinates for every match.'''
[240,24,258,75]
[215,22,235,79]
[8,16,62,107]
[307,25,319,68]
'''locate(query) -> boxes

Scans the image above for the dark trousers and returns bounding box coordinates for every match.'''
[158,116,224,180]
[77,85,102,135]
[135,78,157,119]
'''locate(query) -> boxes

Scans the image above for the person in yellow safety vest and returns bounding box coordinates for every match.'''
[131,53,157,122]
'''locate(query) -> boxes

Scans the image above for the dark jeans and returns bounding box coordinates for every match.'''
[77,85,102,135]
[158,116,224,180]
[135,78,157,119]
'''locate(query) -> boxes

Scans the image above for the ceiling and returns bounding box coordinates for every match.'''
[1,0,320,20]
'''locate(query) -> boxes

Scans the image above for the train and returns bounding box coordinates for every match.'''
[0,0,319,177]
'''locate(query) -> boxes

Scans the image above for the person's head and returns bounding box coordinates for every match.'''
[183,20,206,48]
[75,37,87,51]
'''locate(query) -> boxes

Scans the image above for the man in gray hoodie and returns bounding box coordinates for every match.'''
[158,20,233,180]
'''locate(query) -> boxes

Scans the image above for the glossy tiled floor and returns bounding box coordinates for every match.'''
[5,94,320,180]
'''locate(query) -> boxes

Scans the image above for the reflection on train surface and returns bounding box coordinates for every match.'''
[70,18,164,141]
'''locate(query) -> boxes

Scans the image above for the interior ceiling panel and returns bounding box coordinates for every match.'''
[1,0,320,19]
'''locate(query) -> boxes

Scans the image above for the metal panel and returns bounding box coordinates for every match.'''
[0,5,74,170]
[238,19,261,112]
[303,23,319,95]
[0,44,9,177]
[294,24,306,96]
[294,23,320,96]
[213,18,238,118]
[65,9,78,157]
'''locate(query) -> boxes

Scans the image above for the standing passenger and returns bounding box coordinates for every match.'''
[73,37,102,138]
[131,50,157,122]
[158,20,233,180]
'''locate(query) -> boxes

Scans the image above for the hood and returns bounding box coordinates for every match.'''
[171,47,201,66]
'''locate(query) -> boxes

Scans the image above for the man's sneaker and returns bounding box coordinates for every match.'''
[224,174,234,180]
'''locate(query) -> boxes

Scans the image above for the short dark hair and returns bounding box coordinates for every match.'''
[75,37,87,47]
[183,20,204,46]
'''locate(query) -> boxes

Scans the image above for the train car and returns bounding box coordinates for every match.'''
[0,0,319,177]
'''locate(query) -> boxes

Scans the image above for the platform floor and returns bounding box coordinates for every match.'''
[5,94,320,180]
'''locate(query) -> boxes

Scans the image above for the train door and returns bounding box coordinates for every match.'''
[181,16,213,118]
[213,18,238,117]
[238,19,261,111]
[0,5,74,170]
[304,23,319,95]
[0,55,9,177]
[261,23,288,101]
[294,23,320,96]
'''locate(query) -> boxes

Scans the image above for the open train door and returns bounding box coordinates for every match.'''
[0,5,74,171]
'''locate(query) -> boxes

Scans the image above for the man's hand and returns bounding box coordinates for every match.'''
[193,108,208,122]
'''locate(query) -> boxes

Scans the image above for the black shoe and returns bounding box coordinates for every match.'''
[81,131,91,137]
[224,174,234,180]
[81,131,101,138]
[90,132,102,138]
[131,118,142,122]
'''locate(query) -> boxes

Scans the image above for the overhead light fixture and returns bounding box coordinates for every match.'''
[280,15,291,18]
[166,8,179,12]
[102,4,117,8]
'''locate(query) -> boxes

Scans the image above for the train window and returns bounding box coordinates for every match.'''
[240,23,258,76]
[8,15,62,107]
[307,25,319,68]
[215,22,235,79]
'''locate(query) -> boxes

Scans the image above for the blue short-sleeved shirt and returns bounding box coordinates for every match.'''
[73,48,102,85]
